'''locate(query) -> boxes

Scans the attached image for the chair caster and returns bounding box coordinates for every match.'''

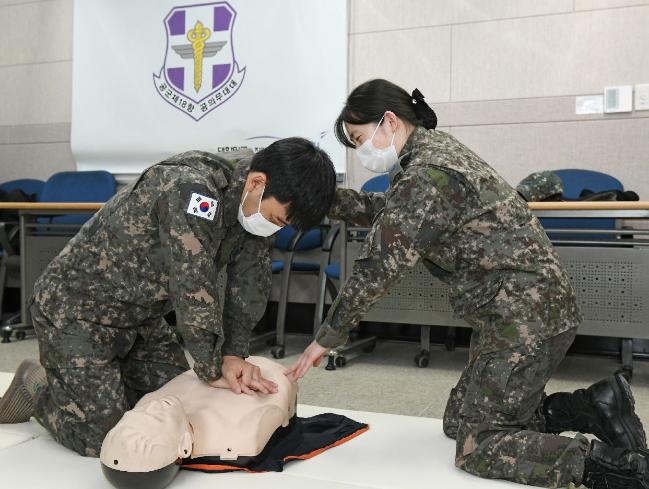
[271,346,285,359]
[325,354,337,371]
[15,331,26,341]
[1,325,11,344]
[616,365,634,382]
[334,356,347,368]
[414,352,429,368]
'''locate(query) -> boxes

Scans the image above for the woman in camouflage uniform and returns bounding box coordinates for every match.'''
[287,79,648,489]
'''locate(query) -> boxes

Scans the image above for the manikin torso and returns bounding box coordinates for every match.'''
[100,356,298,473]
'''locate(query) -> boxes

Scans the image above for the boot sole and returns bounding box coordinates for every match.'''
[0,359,37,399]
[605,372,648,450]
[0,359,40,423]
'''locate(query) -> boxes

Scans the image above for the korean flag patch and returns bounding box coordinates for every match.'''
[186,192,218,221]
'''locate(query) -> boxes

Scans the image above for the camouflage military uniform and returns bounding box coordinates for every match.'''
[30,151,272,457]
[315,127,588,487]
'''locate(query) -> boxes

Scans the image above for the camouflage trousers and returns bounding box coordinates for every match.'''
[443,325,590,488]
[30,303,189,457]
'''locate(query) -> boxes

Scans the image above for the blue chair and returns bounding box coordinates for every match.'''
[258,225,324,358]
[0,179,44,328]
[361,174,390,193]
[313,176,392,365]
[40,171,116,225]
[317,174,390,285]
[315,174,458,369]
[539,169,624,243]
[0,179,45,201]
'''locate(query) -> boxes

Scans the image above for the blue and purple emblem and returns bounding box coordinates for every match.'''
[153,2,245,120]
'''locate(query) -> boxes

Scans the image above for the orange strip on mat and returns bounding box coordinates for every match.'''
[182,424,370,473]
[182,463,254,472]
[283,425,370,462]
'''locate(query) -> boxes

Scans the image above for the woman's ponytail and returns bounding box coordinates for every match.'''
[334,79,439,148]
[411,89,437,130]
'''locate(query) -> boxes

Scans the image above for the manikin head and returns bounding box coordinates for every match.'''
[100,396,192,489]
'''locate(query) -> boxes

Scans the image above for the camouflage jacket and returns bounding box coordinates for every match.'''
[33,151,272,381]
[315,127,582,355]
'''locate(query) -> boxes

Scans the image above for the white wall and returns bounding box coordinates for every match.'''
[346,0,649,193]
[0,0,74,182]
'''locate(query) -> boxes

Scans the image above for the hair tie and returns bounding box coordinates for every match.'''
[411,88,425,104]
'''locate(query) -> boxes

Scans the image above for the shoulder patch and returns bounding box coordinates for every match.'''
[186,192,218,221]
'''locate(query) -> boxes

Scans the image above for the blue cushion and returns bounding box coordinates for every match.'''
[295,229,323,250]
[272,260,320,274]
[553,169,623,199]
[274,226,322,251]
[0,179,45,201]
[40,171,116,225]
[540,169,624,242]
[325,262,340,279]
[361,174,389,193]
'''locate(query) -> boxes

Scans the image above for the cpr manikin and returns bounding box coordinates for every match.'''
[100,357,366,489]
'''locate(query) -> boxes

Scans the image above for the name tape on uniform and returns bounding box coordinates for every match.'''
[186,192,218,221]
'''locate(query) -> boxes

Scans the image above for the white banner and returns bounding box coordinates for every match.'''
[72,0,348,175]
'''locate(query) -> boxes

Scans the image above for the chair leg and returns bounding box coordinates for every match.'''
[0,260,10,343]
[0,259,6,324]
[273,252,293,359]
[325,279,338,301]
[415,325,431,368]
[313,260,329,336]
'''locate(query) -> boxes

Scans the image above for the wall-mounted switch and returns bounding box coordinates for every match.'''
[604,85,633,113]
[635,84,649,111]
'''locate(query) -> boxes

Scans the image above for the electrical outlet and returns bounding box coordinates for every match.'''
[635,84,649,111]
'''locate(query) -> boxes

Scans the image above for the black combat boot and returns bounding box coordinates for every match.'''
[542,372,646,449]
[582,439,649,489]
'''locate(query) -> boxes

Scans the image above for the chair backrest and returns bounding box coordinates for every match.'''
[552,169,623,199]
[540,169,624,243]
[361,174,390,193]
[274,225,323,251]
[40,171,117,225]
[0,178,45,201]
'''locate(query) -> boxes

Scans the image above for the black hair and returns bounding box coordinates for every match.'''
[250,137,336,231]
[334,79,438,148]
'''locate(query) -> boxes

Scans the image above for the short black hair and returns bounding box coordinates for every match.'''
[334,79,437,149]
[250,137,336,231]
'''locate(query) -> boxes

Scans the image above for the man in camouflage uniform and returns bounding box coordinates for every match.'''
[289,126,648,488]
[0,139,336,457]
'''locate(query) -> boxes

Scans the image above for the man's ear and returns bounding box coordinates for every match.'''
[244,171,268,193]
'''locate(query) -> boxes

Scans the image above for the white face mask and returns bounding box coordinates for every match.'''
[238,186,283,237]
[355,114,399,173]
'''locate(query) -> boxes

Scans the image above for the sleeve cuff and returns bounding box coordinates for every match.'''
[192,359,222,383]
[314,323,348,349]
[221,344,249,358]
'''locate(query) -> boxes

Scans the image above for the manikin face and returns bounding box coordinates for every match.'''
[240,171,290,227]
[100,396,193,473]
